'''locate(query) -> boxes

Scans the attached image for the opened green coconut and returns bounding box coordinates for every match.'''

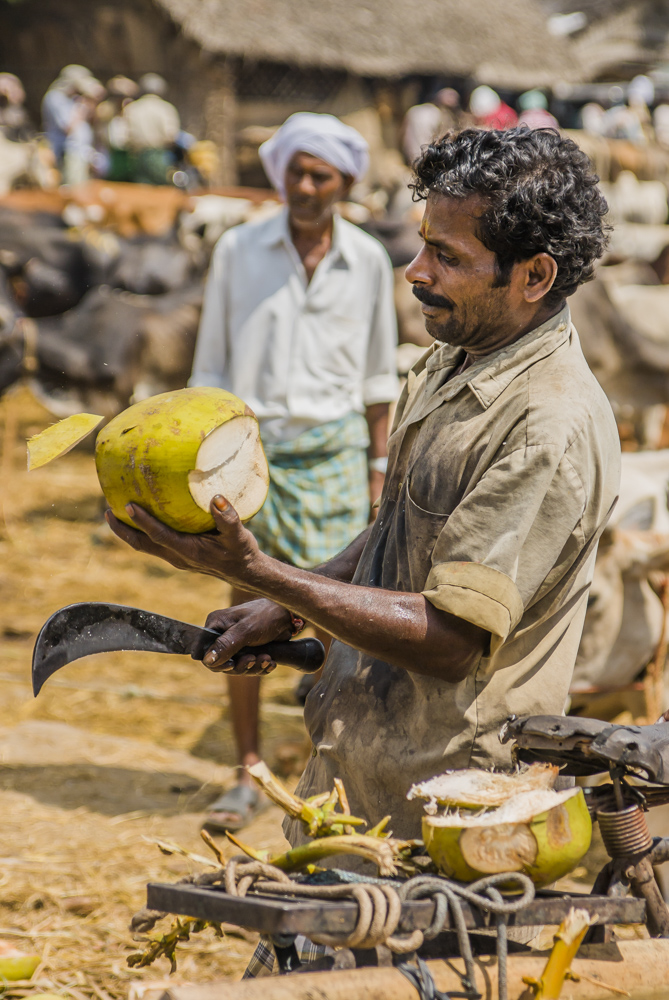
[420,786,592,888]
[95,387,269,533]
[26,389,269,533]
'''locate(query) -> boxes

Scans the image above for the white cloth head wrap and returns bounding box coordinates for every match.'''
[259,112,369,197]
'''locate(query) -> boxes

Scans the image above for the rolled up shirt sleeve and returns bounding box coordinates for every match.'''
[361,247,400,407]
[422,443,586,641]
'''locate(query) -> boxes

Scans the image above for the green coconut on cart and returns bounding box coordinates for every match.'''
[409,766,592,888]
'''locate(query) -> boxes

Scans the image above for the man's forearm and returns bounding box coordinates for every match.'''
[242,553,486,681]
[365,403,390,504]
[106,502,485,679]
[365,402,390,458]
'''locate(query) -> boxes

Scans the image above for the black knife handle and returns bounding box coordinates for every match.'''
[217,638,325,672]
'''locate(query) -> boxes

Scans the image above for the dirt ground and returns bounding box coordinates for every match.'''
[0,386,307,997]
[0,385,620,1000]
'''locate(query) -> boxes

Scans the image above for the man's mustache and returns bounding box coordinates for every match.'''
[411,284,453,309]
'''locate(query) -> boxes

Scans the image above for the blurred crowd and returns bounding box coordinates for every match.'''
[400,84,559,162]
[0,64,217,188]
[578,75,669,146]
[400,76,669,164]
[4,63,669,193]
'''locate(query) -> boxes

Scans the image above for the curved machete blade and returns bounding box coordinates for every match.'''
[32,602,219,696]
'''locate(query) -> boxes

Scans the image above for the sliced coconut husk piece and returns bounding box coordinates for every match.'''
[0,940,40,981]
[27,412,104,470]
[408,762,558,812]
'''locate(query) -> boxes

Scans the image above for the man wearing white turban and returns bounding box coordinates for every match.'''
[258,112,369,196]
[189,111,399,832]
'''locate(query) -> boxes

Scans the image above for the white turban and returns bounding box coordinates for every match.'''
[259,112,369,197]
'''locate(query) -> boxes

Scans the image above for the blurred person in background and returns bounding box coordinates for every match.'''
[189,111,399,832]
[627,74,655,143]
[600,85,644,143]
[517,90,559,131]
[654,103,669,148]
[96,75,138,181]
[42,65,91,170]
[64,75,106,184]
[124,73,180,184]
[0,73,30,140]
[580,101,606,135]
[401,87,463,163]
[42,66,105,184]
[469,85,518,130]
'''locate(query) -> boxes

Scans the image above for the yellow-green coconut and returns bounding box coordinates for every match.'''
[0,942,40,981]
[420,786,592,888]
[95,387,269,533]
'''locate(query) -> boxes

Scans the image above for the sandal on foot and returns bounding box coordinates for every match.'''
[203,784,266,833]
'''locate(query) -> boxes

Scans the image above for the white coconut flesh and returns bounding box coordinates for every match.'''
[188,415,269,521]
[424,786,580,828]
[408,763,558,812]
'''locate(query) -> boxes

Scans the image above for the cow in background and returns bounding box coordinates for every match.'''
[569,267,669,447]
[30,283,202,419]
[572,450,669,719]
[0,134,54,196]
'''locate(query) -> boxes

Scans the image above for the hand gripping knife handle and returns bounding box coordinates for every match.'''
[32,603,326,696]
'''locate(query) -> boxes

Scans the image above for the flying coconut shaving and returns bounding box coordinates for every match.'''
[408,762,558,814]
[27,412,104,470]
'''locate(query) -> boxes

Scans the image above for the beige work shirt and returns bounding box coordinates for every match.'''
[124,94,180,151]
[291,305,621,842]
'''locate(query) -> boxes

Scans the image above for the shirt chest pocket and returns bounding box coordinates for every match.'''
[384,477,450,593]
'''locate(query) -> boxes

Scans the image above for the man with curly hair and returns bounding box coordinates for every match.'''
[107,128,621,843]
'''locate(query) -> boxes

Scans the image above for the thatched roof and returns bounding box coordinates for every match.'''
[545,0,669,80]
[155,0,578,88]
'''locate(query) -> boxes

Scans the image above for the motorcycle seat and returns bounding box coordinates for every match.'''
[501,714,669,783]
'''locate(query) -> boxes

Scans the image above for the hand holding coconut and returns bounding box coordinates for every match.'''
[106,495,261,581]
[28,389,291,675]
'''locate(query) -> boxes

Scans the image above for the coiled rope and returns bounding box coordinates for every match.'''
[131,857,535,999]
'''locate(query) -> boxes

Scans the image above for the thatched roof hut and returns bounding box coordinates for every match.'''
[1,0,576,183]
[154,0,575,89]
[543,0,669,81]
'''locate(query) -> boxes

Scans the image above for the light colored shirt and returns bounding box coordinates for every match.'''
[189,208,399,444]
[124,94,180,150]
[401,103,459,163]
[289,306,621,843]
[42,88,75,161]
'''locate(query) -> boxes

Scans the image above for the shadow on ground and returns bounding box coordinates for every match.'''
[0,763,224,815]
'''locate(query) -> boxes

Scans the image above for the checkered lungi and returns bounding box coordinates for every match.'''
[243,935,331,978]
[247,413,370,569]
